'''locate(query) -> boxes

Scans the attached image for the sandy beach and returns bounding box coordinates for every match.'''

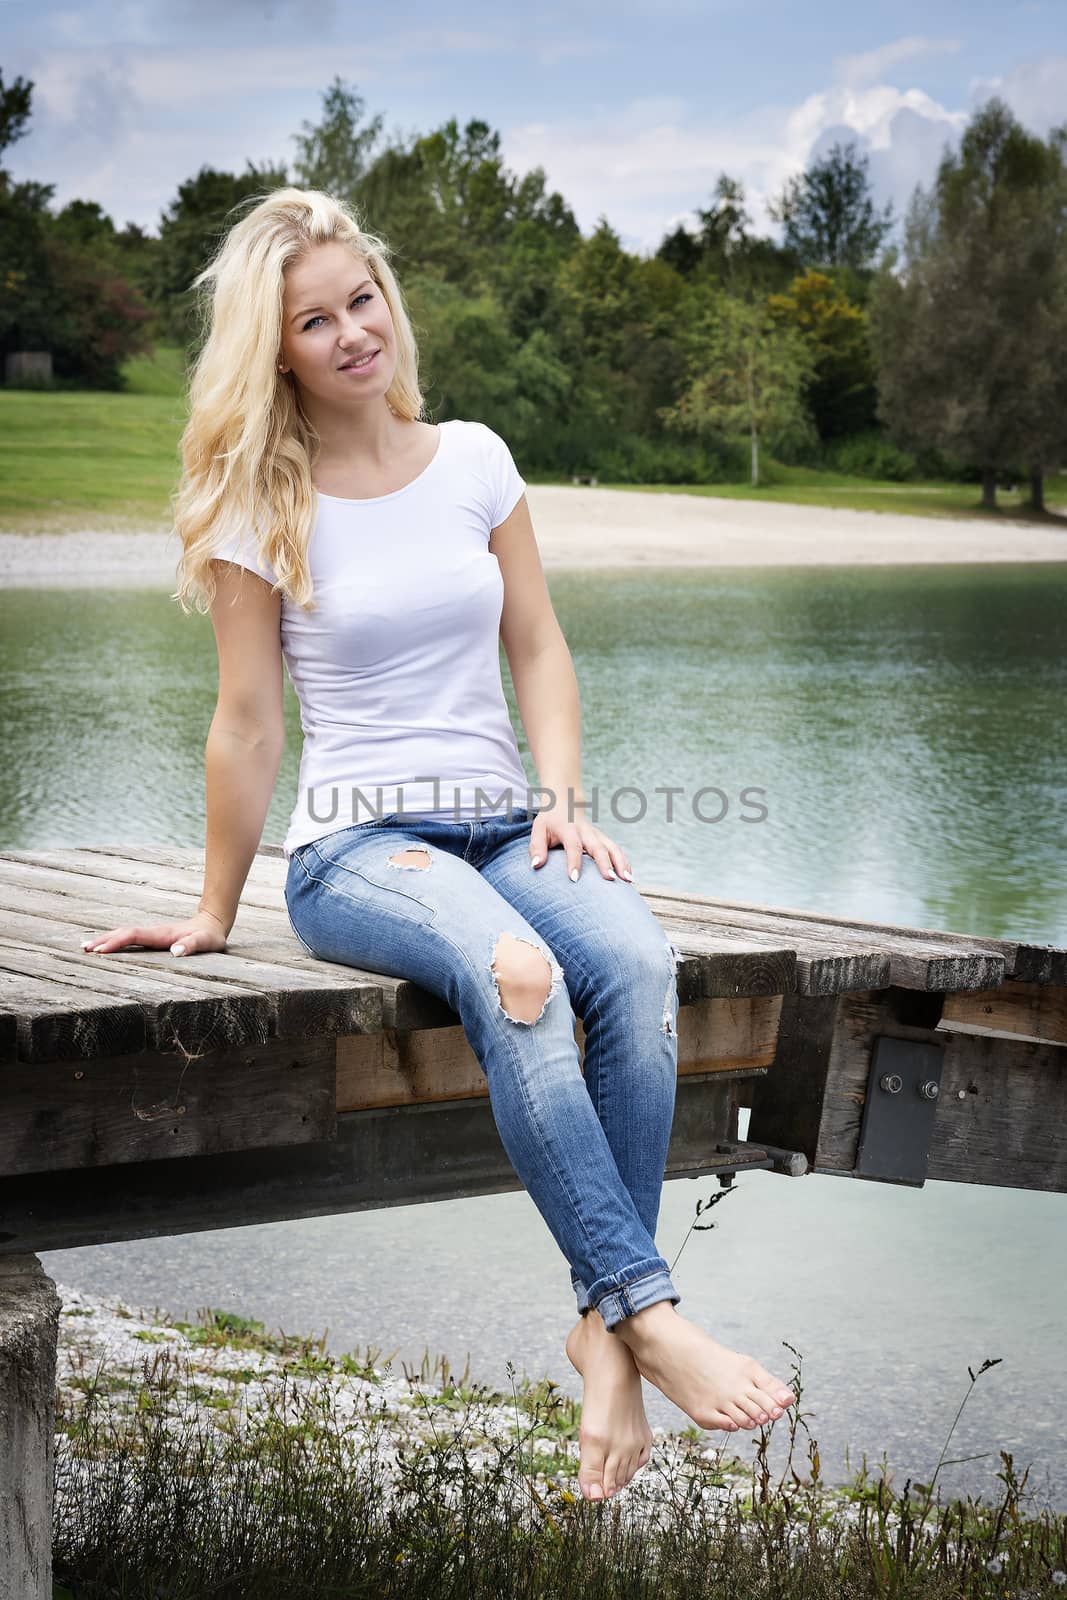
[2,485,1066,587]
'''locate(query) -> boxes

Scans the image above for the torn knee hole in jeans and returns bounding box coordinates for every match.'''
[662,938,682,1036]
[387,846,432,871]
[489,930,564,1026]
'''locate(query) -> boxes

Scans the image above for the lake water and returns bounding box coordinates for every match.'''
[3,561,1066,1507]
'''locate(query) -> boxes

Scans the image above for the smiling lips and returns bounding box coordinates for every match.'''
[339,349,380,372]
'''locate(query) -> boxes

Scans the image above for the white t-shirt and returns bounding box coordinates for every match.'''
[211,419,535,859]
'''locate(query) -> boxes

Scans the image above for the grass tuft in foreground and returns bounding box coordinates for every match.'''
[51,1297,1067,1600]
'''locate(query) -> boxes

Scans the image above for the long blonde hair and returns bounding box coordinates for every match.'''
[172,187,425,615]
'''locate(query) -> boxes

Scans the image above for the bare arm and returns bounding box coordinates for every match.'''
[200,719,284,935]
[491,495,586,811]
[80,561,285,955]
[198,562,286,936]
[490,495,630,882]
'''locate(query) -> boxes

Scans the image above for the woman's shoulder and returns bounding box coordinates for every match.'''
[440,417,514,464]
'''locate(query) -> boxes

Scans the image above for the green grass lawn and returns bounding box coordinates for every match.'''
[2,347,1064,531]
[620,467,1067,522]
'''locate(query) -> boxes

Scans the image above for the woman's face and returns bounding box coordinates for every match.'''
[278,242,397,406]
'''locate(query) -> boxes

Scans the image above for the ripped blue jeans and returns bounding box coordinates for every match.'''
[284,808,682,1332]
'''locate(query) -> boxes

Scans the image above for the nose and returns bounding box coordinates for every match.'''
[338,308,371,344]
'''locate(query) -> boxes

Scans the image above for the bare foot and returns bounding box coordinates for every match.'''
[565,1310,654,1501]
[613,1301,795,1434]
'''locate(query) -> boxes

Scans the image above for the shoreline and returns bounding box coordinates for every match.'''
[3,485,1067,588]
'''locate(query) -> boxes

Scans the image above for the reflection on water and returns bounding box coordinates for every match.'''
[5,560,1067,1504]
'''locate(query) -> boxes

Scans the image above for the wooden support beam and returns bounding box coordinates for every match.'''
[748,989,947,1174]
[0,1036,338,1177]
[927,1033,1067,1192]
[336,995,783,1112]
[939,979,1067,1048]
[0,1074,743,1257]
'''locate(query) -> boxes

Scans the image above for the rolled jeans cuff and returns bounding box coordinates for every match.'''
[584,1259,681,1332]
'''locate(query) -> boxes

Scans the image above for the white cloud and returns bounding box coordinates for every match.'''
[970,53,1067,136]
[834,36,962,89]
[504,81,968,253]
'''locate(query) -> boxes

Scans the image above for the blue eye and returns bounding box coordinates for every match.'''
[303,293,372,332]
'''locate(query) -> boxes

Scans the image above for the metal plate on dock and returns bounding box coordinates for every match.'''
[855,1034,946,1185]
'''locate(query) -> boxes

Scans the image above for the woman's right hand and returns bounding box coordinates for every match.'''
[81,909,230,958]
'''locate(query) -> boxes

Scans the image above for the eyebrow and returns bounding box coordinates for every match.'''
[291,280,374,324]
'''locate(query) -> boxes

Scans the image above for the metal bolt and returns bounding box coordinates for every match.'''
[957,1089,966,1100]
[879,1073,903,1094]
[919,1080,940,1101]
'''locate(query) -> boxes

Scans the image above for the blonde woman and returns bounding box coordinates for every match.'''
[81,188,795,1502]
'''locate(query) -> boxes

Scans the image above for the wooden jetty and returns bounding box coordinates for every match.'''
[1,841,1065,1246]
[0,839,1064,1597]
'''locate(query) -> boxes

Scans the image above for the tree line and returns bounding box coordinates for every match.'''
[2,70,1065,509]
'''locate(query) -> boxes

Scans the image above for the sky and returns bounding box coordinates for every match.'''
[2,0,1065,255]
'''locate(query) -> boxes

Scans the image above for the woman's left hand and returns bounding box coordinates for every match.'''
[529,807,633,883]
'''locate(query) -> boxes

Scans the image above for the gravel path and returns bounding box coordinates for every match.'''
[3,487,1066,589]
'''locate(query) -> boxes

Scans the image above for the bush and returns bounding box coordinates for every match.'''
[824,431,920,481]
[593,432,751,485]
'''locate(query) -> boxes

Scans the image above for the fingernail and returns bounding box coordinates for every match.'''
[569,867,579,882]
[171,944,185,955]
[530,856,542,868]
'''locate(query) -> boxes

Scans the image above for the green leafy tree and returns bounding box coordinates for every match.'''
[869,99,1067,510]
[152,161,289,345]
[0,69,54,354]
[660,291,815,484]
[0,66,33,157]
[553,219,678,449]
[658,174,799,293]
[767,268,877,438]
[770,141,894,270]
[1,71,152,384]
[291,76,383,200]
[358,117,575,291]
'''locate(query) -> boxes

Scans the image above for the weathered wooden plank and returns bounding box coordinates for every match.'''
[660,928,796,1000]
[0,942,269,1062]
[643,892,1004,992]
[0,1034,338,1177]
[672,995,783,1077]
[0,905,450,1034]
[746,992,841,1161]
[938,980,1067,1048]
[47,844,979,992]
[0,935,381,1042]
[0,1074,740,1255]
[0,968,148,1061]
[335,995,782,1112]
[927,1034,1067,1192]
[641,882,1065,986]
[1,847,289,918]
[1,877,783,1034]
[0,856,290,934]
[650,905,887,996]
[0,876,293,950]
[42,851,796,1004]
[83,842,289,890]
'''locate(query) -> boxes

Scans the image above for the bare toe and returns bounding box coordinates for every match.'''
[755,1365,795,1406]
[579,1448,607,1502]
